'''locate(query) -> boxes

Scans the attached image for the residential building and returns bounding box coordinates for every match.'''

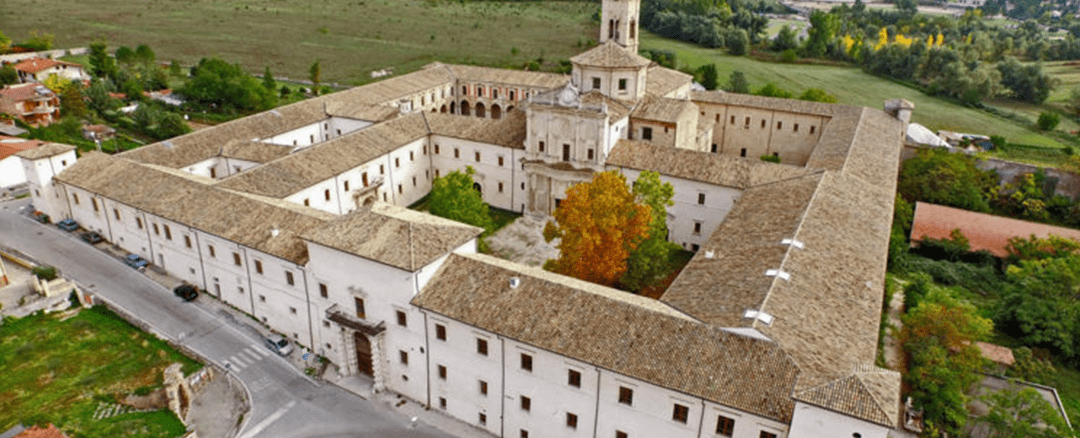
[0,83,61,126]
[0,136,45,188]
[13,57,91,84]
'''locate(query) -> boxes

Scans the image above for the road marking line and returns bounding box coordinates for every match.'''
[229,355,247,368]
[242,349,262,363]
[238,400,296,438]
[252,344,271,357]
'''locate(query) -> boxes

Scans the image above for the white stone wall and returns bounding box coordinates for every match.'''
[788,402,888,438]
[578,66,645,101]
[21,150,75,219]
[430,136,521,212]
[182,158,224,179]
[526,108,610,171]
[0,156,26,188]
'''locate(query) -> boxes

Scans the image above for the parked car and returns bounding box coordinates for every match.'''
[265,334,294,356]
[173,284,198,301]
[31,211,49,224]
[56,218,79,231]
[124,254,149,270]
[81,231,104,244]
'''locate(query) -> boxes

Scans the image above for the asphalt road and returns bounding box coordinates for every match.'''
[0,198,454,438]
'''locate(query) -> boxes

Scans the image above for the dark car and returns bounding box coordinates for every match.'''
[124,254,149,270]
[81,231,104,244]
[57,218,79,231]
[32,211,50,224]
[173,284,198,301]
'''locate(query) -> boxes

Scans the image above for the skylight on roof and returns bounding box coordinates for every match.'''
[780,238,804,249]
[743,309,774,325]
[765,269,791,281]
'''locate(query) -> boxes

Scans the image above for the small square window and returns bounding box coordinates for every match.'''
[439,397,446,410]
[698,193,706,204]
[259,295,266,303]
[618,78,627,91]
[592,77,601,89]
[520,396,531,412]
[323,320,330,328]
[673,403,689,423]
[396,310,407,327]
[479,413,487,425]
[520,353,533,372]
[642,127,652,140]
[566,412,578,429]
[233,252,242,266]
[618,386,633,405]
[400,350,409,365]
[436,324,446,341]
[716,415,735,436]
[290,307,297,315]
[285,271,294,286]
[477,338,488,356]
[760,432,777,438]
[616,431,628,438]
[438,365,447,379]
[568,369,581,388]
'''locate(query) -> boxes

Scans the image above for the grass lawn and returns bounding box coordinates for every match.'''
[764,19,808,38]
[4,0,598,84]
[407,193,520,237]
[640,32,1071,149]
[0,306,201,437]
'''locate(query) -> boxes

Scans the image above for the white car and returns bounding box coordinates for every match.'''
[265,334,293,356]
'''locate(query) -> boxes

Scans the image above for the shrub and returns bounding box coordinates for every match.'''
[32,266,57,281]
[759,154,781,163]
[1036,111,1061,131]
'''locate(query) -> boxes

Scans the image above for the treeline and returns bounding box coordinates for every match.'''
[85,42,191,141]
[641,0,769,55]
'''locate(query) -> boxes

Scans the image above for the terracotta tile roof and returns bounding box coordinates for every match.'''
[976,342,1016,366]
[15,424,68,438]
[324,101,400,122]
[793,364,901,427]
[413,252,802,422]
[13,142,74,160]
[14,58,82,74]
[215,113,430,198]
[910,202,1080,257]
[425,110,526,149]
[338,66,455,106]
[55,153,332,264]
[0,83,56,102]
[570,41,652,68]
[218,140,292,164]
[630,95,696,124]
[645,65,693,98]
[605,140,819,189]
[439,63,569,89]
[0,136,44,160]
[303,204,483,271]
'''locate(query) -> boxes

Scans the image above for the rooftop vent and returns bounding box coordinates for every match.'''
[704,250,715,259]
[765,269,791,281]
[509,277,521,289]
[780,238,804,249]
[743,309,774,326]
[270,228,280,238]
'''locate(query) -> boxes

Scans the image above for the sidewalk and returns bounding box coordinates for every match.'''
[188,371,248,438]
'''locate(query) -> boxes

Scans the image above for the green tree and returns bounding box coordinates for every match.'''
[697,64,719,91]
[903,288,993,436]
[134,45,156,64]
[0,30,10,51]
[544,171,651,287]
[0,65,17,85]
[996,252,1080,361]
[804,10,838,58]
[18,31,53,51]
[753,83,793,98]
[178,57,277,112]
[1036,111,1060,130]
[620,171,681,292]
[428,166,493,233]
[978,386,1071,438]
[114,46,136,65]
[998,58,1056,104]
[169,60,183,78]
[797,88,838,103]
[309,61,322,96]
[726,71,750,93]
[772,25,799,52]
[897,148,998,212]
[726,28,749,56]
[262,67,277,91]
[88,41,118,79]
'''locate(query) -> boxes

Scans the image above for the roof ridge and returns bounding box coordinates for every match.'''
[794,372,893,426]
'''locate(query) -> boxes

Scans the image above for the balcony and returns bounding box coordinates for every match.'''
[325,304,385,336]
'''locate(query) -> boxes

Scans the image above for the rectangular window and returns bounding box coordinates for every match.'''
[438,365,447,379]
[592,77,601,89]
[568,370,581,388]
[233,252,241,266]
[304,199,310,207]
[562,144,570,162]
[400,350,409,365]
[319,283,328,298]
[354,297,365,318]
[475,151,481,162]
[761,119,766,128]
[439,397,446,410]
[730,115,735,124]
[618,386,633,405]
[436,324,446,341]
[380,164,385,174]
[208,245,215,258]
[73,193,79,205]
[794,123,799,132]
[673,404,689,423]
[740,148,747,157]
[153,223,160,235]
[777,121,783,129]
[642,127,652,140]
[520,396,531,412]
[692,243,700,252]
[255,260,263,274]
[587,149,594,160]
[435,144,440,154]
[479,413,486,425]
[616,432,628,438]
[479,380,488,395]
[618,78,627,91]
[566,412,578,429]
[477,338,488,356]
[498,182,504,193]
[114,209,121,220]
[538,141,545,152]
[184,235,192,249]
[694,222,702,234]
[744,117,750,126]
[398,184,402,194]
[810,125,816,134]
[412,176,417,187]
[396,310,407,327]
[92,198,99,212]
[362,173,369,187]
[136,217,143,229]
[498,156,504,166]
[760,433,777,438]
[454,148,460,159]
[395,157,400,168]
[698,193,706,204]
[410,151,414,161]
[520,353,533,372]
[711,144,718,153]
[285,270,294,286]
[716,415,735,436]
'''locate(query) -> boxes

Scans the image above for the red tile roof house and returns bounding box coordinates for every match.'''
[0,83,61,126]
[13,57,91,84]
[909,202,1080,257]
[0,424,70,438]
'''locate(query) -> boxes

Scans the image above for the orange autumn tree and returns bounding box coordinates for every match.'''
[543,171,651,287]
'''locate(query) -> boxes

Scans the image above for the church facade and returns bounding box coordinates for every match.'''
[20,1,911,437]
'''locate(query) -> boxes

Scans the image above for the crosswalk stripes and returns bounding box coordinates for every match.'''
[229,355,247,369]
[251,344,272,357]
[224,345,275,373]
[241,348,262,363]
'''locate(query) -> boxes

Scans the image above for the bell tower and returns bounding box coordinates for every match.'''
[600,0,640,54]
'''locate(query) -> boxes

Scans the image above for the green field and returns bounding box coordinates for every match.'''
[640,32,1072,150]
[0,306,200,437]
[2,0,599,84]
[765,18,808,38]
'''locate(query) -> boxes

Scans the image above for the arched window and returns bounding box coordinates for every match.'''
[462,85,468,95]
[440,105,448,113]
[507,106,514,113]
[476,102,486,118]
[450,101,456,114]
[461,100,471,116]
[473,182,482,194]
[491,104,502,120]
[609,20,614,39]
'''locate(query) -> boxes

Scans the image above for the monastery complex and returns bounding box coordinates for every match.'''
[18,1,912,437]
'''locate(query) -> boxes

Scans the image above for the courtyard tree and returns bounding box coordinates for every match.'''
[544,171,651,287]
[621,171,682,292]
[428,166,493,234]
[977,386,1071,438]
[178,57,277,112]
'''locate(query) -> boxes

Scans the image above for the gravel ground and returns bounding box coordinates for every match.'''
[485,216,560,268]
